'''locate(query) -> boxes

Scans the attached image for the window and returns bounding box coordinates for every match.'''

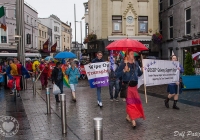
[159,0,163,11]
[40,41,41,49]
[159,21,162,35]
[112,16,122,33]
[42,31,44,37]
[64,38,65,42]
[185,8,191,35]
[27,15,29,23]
[169,0,173,6]
[31,18,33,25]
[67,37,69,43]
[138,16,148,33]
[45,32,47,38]
[39,30,41,37]
[169,16,173,39]
[14,8,16,18]
[1,29,7,43]
[35,20,37,26]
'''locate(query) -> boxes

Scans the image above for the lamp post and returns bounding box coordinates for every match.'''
[75,21,83,50]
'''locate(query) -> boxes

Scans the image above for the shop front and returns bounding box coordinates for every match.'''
[177,38,200,89]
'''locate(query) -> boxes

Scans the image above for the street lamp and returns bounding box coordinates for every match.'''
[75,21,83,50]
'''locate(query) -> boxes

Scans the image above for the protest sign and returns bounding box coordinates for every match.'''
[143,59,180,86]
[84,62,109,88]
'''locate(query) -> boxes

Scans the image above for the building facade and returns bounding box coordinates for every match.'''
[84,0,159,60]
[160,0,200,65]
[61,22,72,51]
[0,0,38,53]
[39,15,62,52]
[38,22,48,50]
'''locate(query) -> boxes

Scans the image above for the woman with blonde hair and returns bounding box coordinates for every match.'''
[66,61,80,102]
[116,50,145,129]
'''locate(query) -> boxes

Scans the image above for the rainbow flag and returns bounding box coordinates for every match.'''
[61,65,70,88]
[120,51,139,57]
[63,75,70,88]
[120,51,126,57]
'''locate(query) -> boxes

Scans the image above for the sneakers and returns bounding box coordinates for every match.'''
[17,92,20,97]
[97,101,103,108]
[114,98,119,102]
[122,98,126,102]
[10,92,14,95]
[110,99,113,102]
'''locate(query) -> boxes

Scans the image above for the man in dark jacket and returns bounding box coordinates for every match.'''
[92,51,104,108]
[52,62,63,103]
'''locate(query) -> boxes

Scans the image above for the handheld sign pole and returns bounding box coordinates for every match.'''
[141,54,148,103]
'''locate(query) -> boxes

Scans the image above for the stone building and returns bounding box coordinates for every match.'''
[61,22,72,51]
[0,0,38,53]
[159,0,200,65]
[83,0,159,60]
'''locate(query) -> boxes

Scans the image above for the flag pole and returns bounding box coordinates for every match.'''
[141,54,147,103]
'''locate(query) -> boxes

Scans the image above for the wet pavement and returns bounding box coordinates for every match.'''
[0,79,200,140]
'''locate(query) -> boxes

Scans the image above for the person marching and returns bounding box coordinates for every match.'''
[6,58,30,96]
[52,62,63,103]
[66,61,80,102]
[164,55,184,110]
[108,56,119,102]
[92,51,104,108]
[39,59,49,89]
[116,50,145,129]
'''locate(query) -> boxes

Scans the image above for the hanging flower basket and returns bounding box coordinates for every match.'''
[83,38,89,44]
[88,34,97,42]
[152,32,163,44]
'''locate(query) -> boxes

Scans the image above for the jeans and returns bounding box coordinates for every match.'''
[96,87,102,103]
[55,80,63,101]
[109,80,119,99]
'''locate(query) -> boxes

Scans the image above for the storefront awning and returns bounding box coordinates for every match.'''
[108,36,152,41]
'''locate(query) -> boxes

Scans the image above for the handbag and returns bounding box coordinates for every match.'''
[52,84,61,95]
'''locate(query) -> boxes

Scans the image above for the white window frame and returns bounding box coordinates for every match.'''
[185,7,191,35]
[169,16,173,39]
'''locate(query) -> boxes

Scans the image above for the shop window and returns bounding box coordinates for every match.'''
[169,16,173,39]
[1,28,7,43]
[138,16,148,33]
[159,20,162,35]
[169,0,173,6]
[185,8,191,35]
[112,16,122,33]
[159,0,163,11]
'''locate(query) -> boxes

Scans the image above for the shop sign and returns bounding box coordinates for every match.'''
[192,39,200,45]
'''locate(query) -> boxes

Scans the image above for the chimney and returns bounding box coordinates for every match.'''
[69,22,71,27]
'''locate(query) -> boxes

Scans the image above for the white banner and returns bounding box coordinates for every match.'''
[143,59,180,86]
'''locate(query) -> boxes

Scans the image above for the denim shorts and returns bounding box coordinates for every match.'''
[69,84,77,92]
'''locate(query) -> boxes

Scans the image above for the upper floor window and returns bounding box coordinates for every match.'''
[138,16,148,33]
[169,0,173,6]
[185,8,191,35]
[31,18,33,25]
[54,26,59,32]
[39,30,41,37]
[169,16,173,39]
[45,32,47,39]
[159,21,162,35]
[42,31,44,37]
[27,15,29,23]
[64,38,65,42]
[112,16,122,33]
[67,37,69,43]
[159,0,163,11]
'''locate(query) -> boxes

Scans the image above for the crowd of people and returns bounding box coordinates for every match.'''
[0,51,183,130]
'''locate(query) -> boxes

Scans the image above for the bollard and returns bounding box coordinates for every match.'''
[46,88,51,114]
[33,77,36,95]
[60,94,67,134]
[94,117,103,140]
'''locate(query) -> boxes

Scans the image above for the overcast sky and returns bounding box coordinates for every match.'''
[25,0,87,43]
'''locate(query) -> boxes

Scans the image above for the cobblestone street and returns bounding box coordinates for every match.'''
[0,79,200,140]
